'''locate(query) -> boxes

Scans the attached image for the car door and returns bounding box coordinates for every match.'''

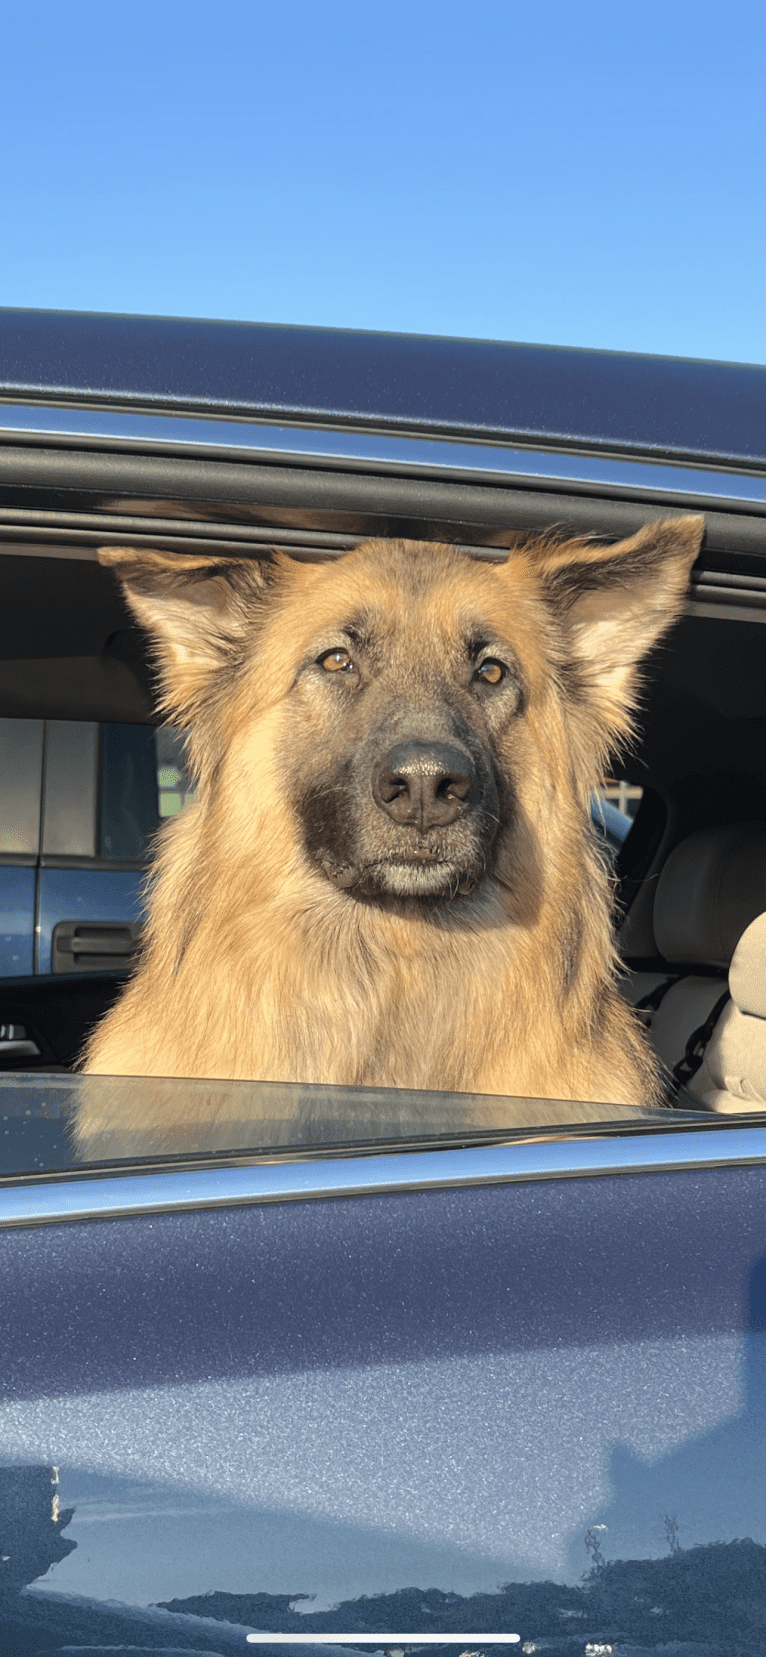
[1,1102,765,1653]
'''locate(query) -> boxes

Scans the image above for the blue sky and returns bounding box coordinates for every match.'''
[3,0,765,361]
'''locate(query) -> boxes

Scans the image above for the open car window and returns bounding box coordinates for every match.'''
[1,335,766,1176]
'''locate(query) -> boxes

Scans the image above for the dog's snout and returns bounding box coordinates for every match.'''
[373,740,476,831]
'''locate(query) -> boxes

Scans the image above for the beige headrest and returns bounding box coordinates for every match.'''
[729,911,766,1018]
[654,824,766,967]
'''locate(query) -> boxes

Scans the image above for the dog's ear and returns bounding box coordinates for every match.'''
[537,515,703,738]
[98,546,280,723]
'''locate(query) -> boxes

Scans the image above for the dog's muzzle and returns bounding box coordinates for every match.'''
[300,731,500,902]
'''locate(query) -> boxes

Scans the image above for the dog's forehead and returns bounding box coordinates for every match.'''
[274,537,542,653]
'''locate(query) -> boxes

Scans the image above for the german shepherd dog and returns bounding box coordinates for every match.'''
[78,516,703,1152]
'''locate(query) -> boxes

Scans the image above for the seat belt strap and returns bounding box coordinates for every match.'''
[670,990,731,1099]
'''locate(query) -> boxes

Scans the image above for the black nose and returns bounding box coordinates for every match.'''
[373,740,476,831]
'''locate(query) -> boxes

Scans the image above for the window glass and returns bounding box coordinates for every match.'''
[99,723,159,860]
[42,722,98,858]
[0,1072,697,1175]
[0,718,44,856]
[600,778,644,820]
[155,725,196,819]
[592,778,643,859]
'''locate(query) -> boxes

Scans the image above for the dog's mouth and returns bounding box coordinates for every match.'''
[318,851,482,899]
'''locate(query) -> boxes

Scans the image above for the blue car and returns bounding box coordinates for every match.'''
[0,718,191,979]
[0,311,765,1651]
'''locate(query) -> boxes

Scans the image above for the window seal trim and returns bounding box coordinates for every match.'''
[2,403,766,513]
[1,1124,765,1228]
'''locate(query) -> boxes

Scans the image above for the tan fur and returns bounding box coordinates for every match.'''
[77,517,704,1155]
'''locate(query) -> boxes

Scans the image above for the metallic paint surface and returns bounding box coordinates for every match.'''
[1,1167,764,1621]
[2,311,766,466]
[1,1336,742,1580]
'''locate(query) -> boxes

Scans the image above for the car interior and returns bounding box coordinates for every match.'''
[2,453,766,1149]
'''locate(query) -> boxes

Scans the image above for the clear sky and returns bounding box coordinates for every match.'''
[3,0,765,363]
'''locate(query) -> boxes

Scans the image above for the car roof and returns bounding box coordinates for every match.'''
[2,306,766,466]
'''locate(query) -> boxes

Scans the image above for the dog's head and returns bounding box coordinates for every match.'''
[100,517,702,905]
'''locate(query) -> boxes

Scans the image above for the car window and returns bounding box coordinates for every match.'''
[2,505,765,1167]
[99,722,160,858]
[0,718,44,857]
[155,725,196,819]
[601,778,643,820]
[591,780,641,858]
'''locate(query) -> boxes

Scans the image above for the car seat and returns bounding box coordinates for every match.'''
[622,823,766,1109]
[681,910,766,1112]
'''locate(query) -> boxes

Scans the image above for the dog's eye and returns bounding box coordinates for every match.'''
[474,658,505,686]
[318,648,353,673]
